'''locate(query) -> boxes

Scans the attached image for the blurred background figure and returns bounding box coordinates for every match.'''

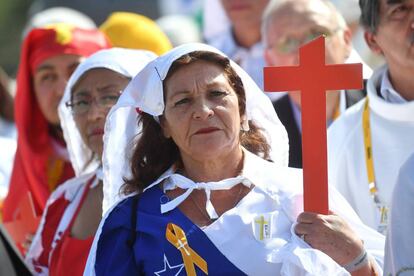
[262,0,368,168]
[203,0,230,42]
[330,0,384,69]
[22,6,96,38]
[0,67,15,137]
[384,153,414,275]
[25,48,156,275]
[100,12,172,55]
[156,14,202,47]
[2,24,109,253]
[0,68,16,214]
[203,0,270,90]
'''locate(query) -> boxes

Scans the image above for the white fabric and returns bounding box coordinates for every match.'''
[384,154,414,275]
[329,0,360,23]
[328,64,414,231]
[202,0,230,42]
[58,48,157,176]
[85,150,384,276]
[207,28,266,90]
[156,15,202,47]
[380,70,407,104]
[101,42,289,214]
[347,48,372,80]
[25,172,97,275]
[0,136,16,200]
[0,117,17,139]
[144,171,249,219]
[23,7,96,38]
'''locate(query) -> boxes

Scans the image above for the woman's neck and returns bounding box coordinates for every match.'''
[180,146,244,183]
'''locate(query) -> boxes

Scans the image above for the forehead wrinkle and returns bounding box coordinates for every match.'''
[387,0,405,5]
[169,68,226,96]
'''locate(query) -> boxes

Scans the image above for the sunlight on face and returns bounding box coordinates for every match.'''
[33,54,83,125]
[162,60,242,162]
[71,68,129,158]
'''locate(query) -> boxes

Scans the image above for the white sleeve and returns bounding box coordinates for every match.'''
[329,185,385,274]
[384,156,414,275]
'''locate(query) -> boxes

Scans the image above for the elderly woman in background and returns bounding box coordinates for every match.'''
[25,48,157,276]
[85,44,383,276]
[2,24,110,252]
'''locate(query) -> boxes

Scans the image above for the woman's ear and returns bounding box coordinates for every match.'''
[159,117,171,138]
[241,114,249,131]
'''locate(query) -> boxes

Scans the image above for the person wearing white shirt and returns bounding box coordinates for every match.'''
[205,0,269,90]
[327,0,414,234]
[384,153,414,275]
[262,0,371,168]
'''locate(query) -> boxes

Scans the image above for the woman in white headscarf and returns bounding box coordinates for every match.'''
[25,48,156,276]
[85,43,383,276]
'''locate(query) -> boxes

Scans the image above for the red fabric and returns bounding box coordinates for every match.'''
[48,179,94,276]
[49,233,93,276]
[2,25,110,227]
[31,194,71,270]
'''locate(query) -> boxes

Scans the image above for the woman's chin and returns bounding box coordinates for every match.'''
[188,142,238,161]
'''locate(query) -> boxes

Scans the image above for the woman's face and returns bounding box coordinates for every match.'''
[33,54,83,125]
[71,68,129,158]
[161,60,242,162]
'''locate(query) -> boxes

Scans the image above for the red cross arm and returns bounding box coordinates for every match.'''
[263,36,363,214]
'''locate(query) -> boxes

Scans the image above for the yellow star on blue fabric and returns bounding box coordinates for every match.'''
[154,254,185,276]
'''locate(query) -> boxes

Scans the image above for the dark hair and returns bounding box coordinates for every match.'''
[359,0,381,33]
[123,51,270,194]
[0,67,14,122]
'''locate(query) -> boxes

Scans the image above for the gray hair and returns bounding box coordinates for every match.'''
[359,0,381,33]
[261,0,348,47]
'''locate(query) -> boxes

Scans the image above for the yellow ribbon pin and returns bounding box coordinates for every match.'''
[165,223,208,276]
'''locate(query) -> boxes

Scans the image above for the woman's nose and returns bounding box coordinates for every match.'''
[56,77,67,98]
[192,100,214,120]
[87,101,106,121]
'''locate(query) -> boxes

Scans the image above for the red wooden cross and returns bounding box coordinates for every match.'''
[264,36,362,214]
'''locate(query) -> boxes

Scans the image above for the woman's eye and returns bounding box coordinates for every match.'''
[210,90,227,97]
[174,98,190,106]
[101,95,120,104]
[73,99,90,107]
[40,73,56,83]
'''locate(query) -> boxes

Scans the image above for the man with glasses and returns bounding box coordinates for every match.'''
[262,0,370,168]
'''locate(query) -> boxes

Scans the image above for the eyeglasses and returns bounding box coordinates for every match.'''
[268,28,341,55]
[65,92,121,115]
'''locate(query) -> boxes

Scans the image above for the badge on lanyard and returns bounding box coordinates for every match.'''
[372,193,388,235]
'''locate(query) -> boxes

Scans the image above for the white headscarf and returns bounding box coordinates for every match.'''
[102,43,289,213]
[58,48,158,177]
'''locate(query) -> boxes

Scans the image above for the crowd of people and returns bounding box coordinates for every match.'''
[0,0,413,275]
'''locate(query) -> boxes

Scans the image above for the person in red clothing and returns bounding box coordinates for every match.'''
[25,48,157,276]
[2,23,110,251]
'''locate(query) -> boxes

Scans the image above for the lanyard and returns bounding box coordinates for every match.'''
[362,98,376,192]
[362,98,388,234]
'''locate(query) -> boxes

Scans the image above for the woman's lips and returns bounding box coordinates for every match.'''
[194,127,220,135]
[89,128,104,137]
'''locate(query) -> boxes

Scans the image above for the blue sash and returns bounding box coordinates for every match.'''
[95,186,246,275]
